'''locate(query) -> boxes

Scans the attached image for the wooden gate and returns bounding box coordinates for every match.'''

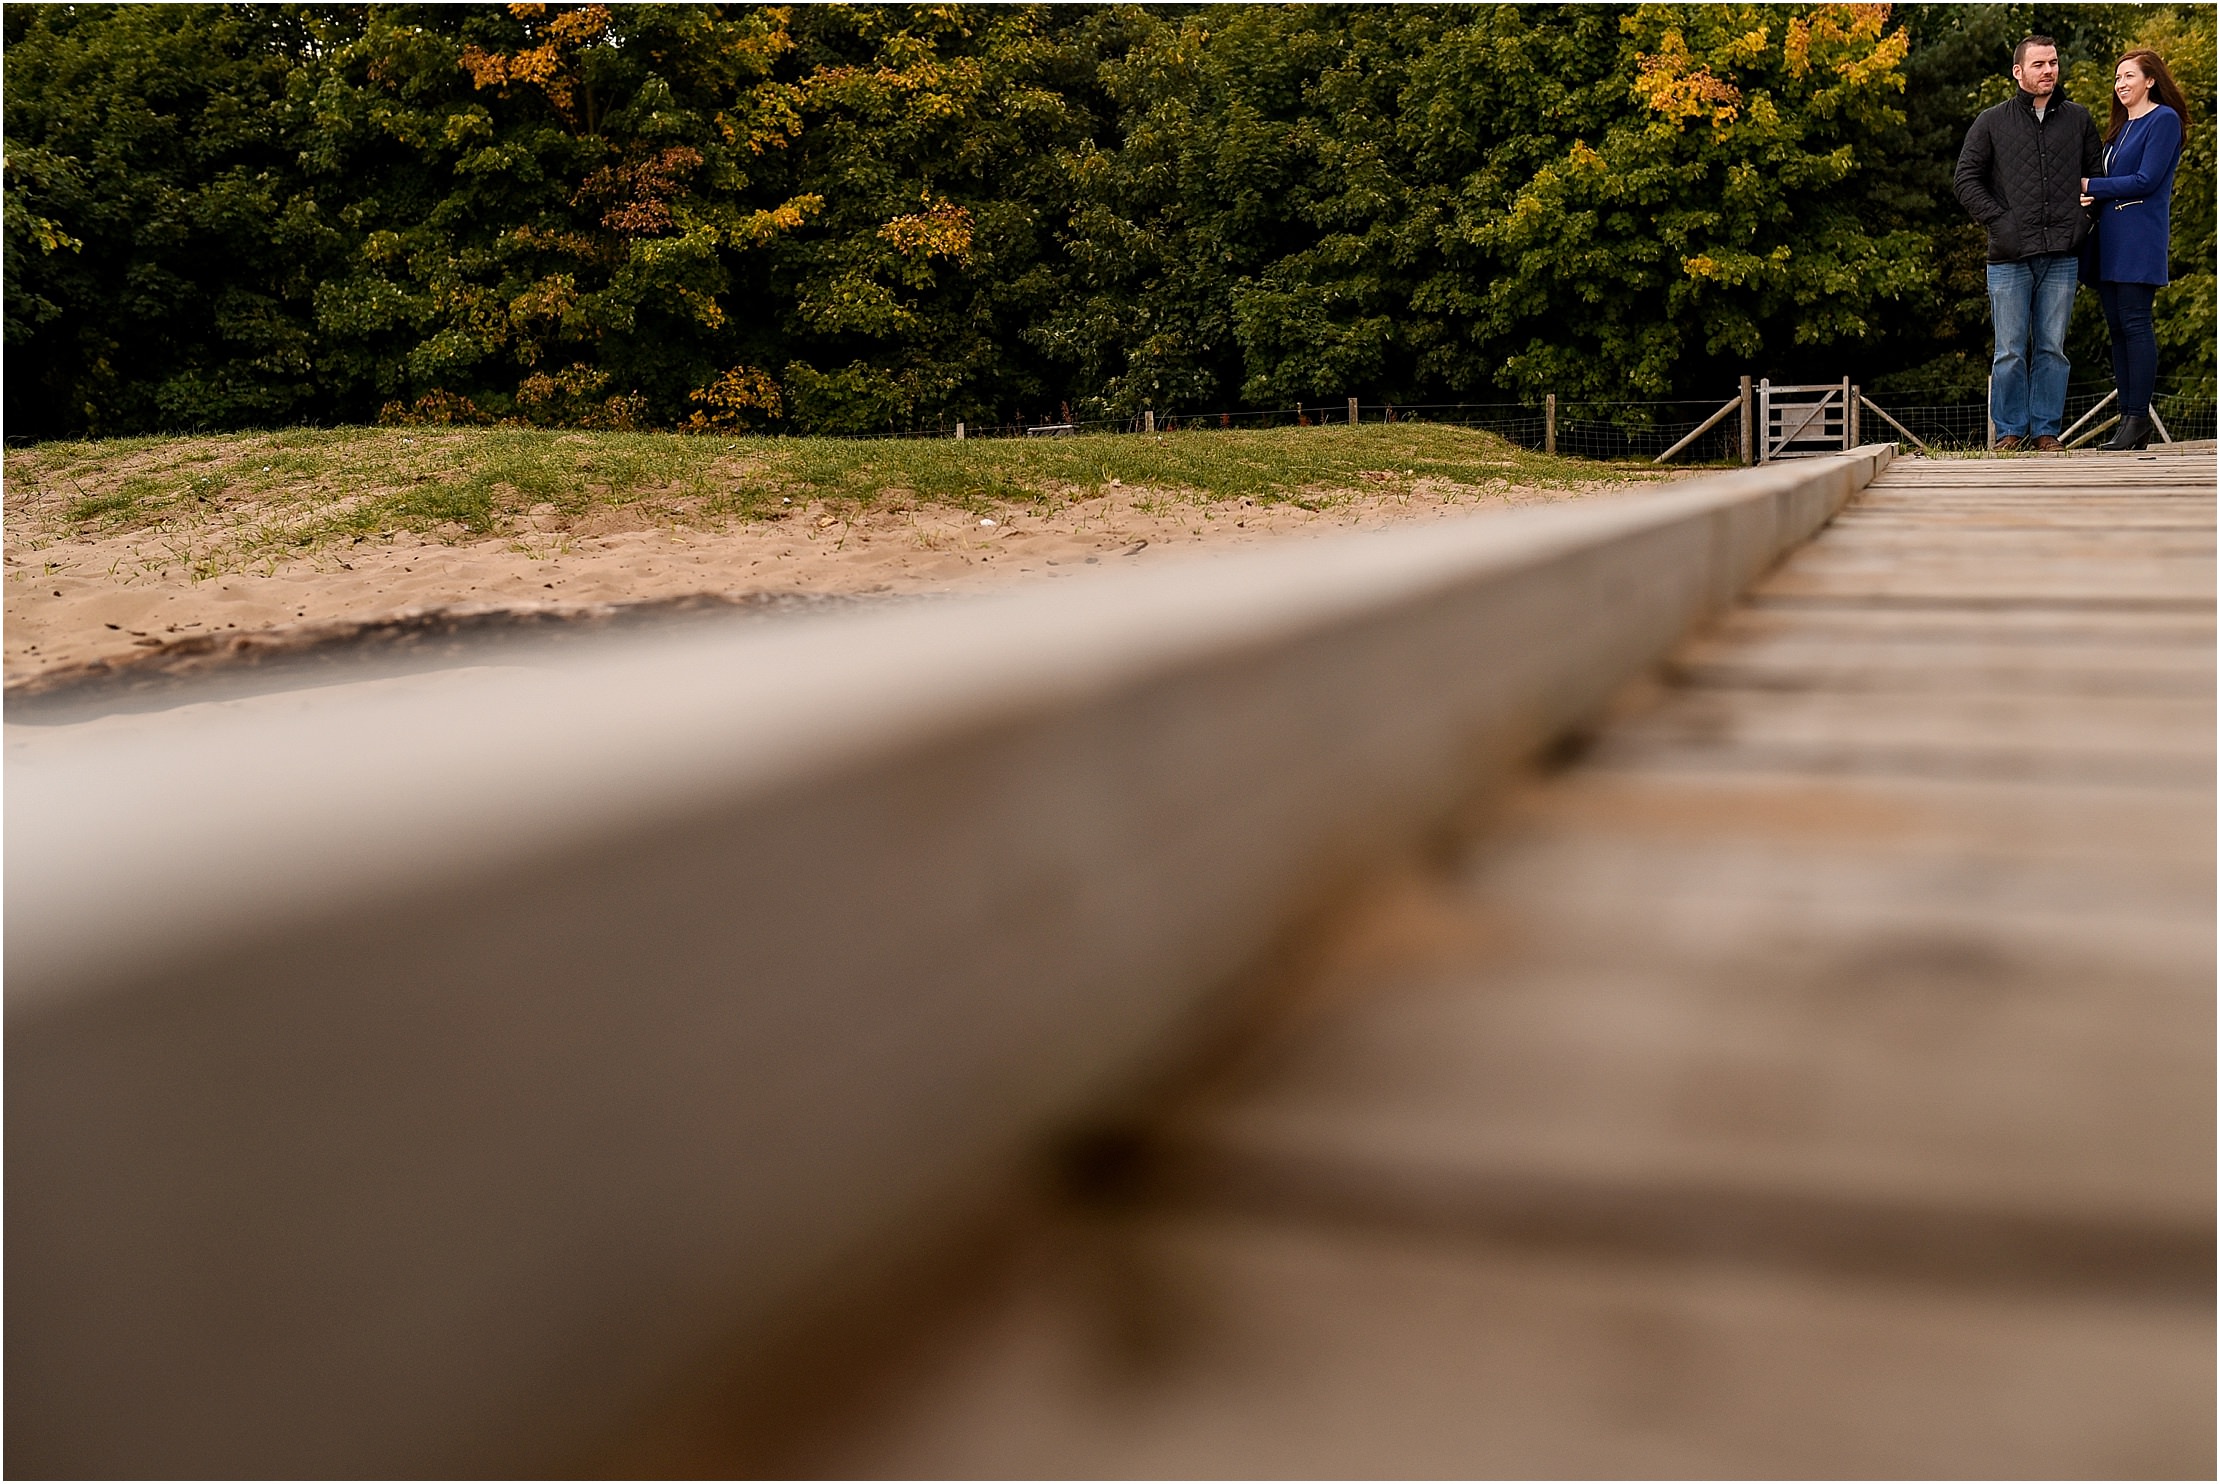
[1759,378,1856,461]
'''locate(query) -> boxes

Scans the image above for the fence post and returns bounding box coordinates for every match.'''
[1144,409,1155,435]
[1986,375,1995,451]
[1846,380,1858,449]
[955,421,965,441]
[1738,375,1753,465]
[1758,379,1771,464]
[1545,393,1557,455]
[1347,397,1358,426]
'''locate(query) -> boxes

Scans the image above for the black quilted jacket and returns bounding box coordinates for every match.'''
[1954,90,2105,263]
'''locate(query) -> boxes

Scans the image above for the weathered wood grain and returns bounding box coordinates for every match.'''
[827,446,2217,1477]
[821,1215,2208,1480]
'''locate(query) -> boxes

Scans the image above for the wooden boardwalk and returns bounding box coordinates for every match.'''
[779,448,2216,1478]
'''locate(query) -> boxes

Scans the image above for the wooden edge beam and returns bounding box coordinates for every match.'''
[5,448,1895,1478]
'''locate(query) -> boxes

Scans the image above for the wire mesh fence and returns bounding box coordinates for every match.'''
[1862,380,2217,450]
[930,398,1749,462]
[815,375,2218,458]
[1368,400,1750,463]
[2147,390,2216,443]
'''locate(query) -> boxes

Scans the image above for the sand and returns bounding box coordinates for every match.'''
[5,477,1687,687]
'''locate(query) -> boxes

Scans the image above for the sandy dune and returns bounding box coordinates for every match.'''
[6,477,1676,688]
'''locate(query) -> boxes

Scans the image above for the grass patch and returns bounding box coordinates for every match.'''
[64,484,150,525]
[5,421,1685,579]
[750,422,1612,513]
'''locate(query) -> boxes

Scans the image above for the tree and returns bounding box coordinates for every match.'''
[764,3,1102,432]
[2135,4,2216,399]
[3,3,2208,438]
[305,3,817,426]
[3,5,338,433]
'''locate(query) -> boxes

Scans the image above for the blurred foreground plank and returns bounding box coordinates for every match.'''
[6,450,1890,1476]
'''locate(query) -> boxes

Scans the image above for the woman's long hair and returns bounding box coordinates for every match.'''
[2107,50,2193,143]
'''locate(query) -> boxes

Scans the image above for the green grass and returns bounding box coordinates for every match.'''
[756,422,1599,509]
[4,421,1683,579]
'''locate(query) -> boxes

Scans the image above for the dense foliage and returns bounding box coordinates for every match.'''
[5,2,2212,437]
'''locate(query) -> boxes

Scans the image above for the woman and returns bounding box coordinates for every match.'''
[2080,50,2189,450]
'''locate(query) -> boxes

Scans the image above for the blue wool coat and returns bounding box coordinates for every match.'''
[2085,105,2183,285]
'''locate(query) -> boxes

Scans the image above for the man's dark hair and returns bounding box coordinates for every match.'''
[2014,34,2059,67]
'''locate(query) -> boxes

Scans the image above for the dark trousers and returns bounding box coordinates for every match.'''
[2098,280,2158,416]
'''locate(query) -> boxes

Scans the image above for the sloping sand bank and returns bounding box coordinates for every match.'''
[8,476,1679,693]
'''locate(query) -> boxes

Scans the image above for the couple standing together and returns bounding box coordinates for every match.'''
[1954,35,2188,451]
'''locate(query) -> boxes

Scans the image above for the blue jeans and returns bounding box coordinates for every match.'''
[1986,253,2076,439]
[2098,280,2157,416]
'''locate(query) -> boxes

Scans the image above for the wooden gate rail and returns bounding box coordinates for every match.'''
[1858,392,1931,454]
[1651,391,1744,465]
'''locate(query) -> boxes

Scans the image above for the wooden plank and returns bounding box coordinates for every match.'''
[1831,511,2212,531]
[1852,474,2211,487]
[1777,522,2215,552]
[1707,603,2214,645]
[1861,493,2215,501]
[1756,570,2215,604]
[1781,535,2216,560]
[1861,470,2209,482]
[1592,690,2213,783]
[1480,768,2217,878]
[818,1214,2213,1479]
[1666,643,2213,697]
[1670,615,2218,690]
[1132,780,2215,1245]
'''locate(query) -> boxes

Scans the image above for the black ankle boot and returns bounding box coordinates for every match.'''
[2106,413,2153,451]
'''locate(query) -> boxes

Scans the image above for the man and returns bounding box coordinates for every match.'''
[1954,36,2104,452]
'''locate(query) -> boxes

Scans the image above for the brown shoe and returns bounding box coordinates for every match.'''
[1994,435,2025,452]
[2033,434,2064,452]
